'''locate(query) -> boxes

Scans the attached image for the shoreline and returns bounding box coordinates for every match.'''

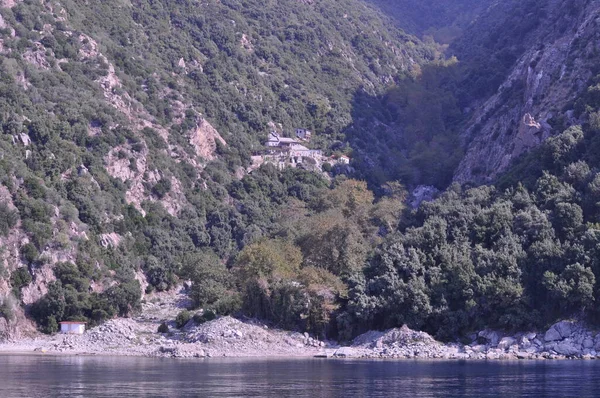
[2,291,597,361]
[0,348,596,361]
[1,317,599,361]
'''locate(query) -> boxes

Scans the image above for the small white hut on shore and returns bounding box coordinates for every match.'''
[60,321,86,335]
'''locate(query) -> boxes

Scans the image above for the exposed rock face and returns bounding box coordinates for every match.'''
[240,33,253,51]
[100,233,122,249]
[189,119,227,161]
[409,185,439,208]
[454,0,600,183]
[159,176,187,216]
[20,264,55,306]
[22,43,50,69]
[0,0,21,8]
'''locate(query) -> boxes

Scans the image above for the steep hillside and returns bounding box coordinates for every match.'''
[364,0,494,42]
[0,0,437,338]
[338,0,600,341]
[349,0,600,190]
[453,0,600,183]
[4,0,600,345]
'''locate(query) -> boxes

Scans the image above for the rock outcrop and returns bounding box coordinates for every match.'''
[454,0,600,183]
[189,119,227,161]
[0,0,21,8]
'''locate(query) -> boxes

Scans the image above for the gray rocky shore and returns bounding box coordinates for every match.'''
[2,318,598,361]
[0,292,597,360]
[344,320,600,360]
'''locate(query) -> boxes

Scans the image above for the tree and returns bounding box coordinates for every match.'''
[0,203,18,237]
[31,281,67,334]
[543,263,595,315]
[181,251,236,312]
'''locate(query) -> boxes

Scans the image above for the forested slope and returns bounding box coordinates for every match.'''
[0,0,437,337]
[2,0,600,343]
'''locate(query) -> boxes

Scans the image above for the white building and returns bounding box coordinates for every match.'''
[60,321,86,335]
[337,155,350,164]
[295,129,312,141]
[266,132,297,148]
[289,144,322,158]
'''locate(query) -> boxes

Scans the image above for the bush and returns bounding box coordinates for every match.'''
[157,322,169,333]
[193,309,217,324]
[0,295,17,322]
[10,267,32,299]
[144,256,175,292]
[20,243,39,265]
[0,203,18,237]
[24,177,46,199]
[211,294,242,316]
[151,178,172,199]
[175,310,191,328]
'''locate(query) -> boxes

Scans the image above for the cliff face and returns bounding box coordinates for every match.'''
[454,0,600,183]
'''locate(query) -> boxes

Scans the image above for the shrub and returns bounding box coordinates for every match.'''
[175,310,191,328]
[157,322,169,333]
[193,309,217,324]
[20,243,39,265]
[10,267,32,299]
[0,295,17,322]
[151,178,172,199]
[211,294,242,316]
[0,203,18,237]
[24,177,46,199]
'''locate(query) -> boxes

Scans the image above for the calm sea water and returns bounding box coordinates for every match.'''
[1,355,599,397]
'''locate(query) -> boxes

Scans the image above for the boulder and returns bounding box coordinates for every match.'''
[594,334,600,351]
[470,344,488,353]
[524,346,539,354]
[525,332,537,340]
[544,328,562,342]
[334,347,358,358]
[544,321,574,342]
[486,349,501,360]
[555,321,574,339]
[498,337,516,350]
[583,337,594,349]
[478,329,500,346]
[554,340,581,356]
[159,346,177,354]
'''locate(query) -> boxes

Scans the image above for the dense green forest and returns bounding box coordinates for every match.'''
[1,0,600,342]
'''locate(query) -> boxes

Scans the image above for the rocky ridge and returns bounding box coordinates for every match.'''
[454,0,600,183]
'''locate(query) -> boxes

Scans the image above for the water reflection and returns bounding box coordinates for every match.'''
[1,355,600,397]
